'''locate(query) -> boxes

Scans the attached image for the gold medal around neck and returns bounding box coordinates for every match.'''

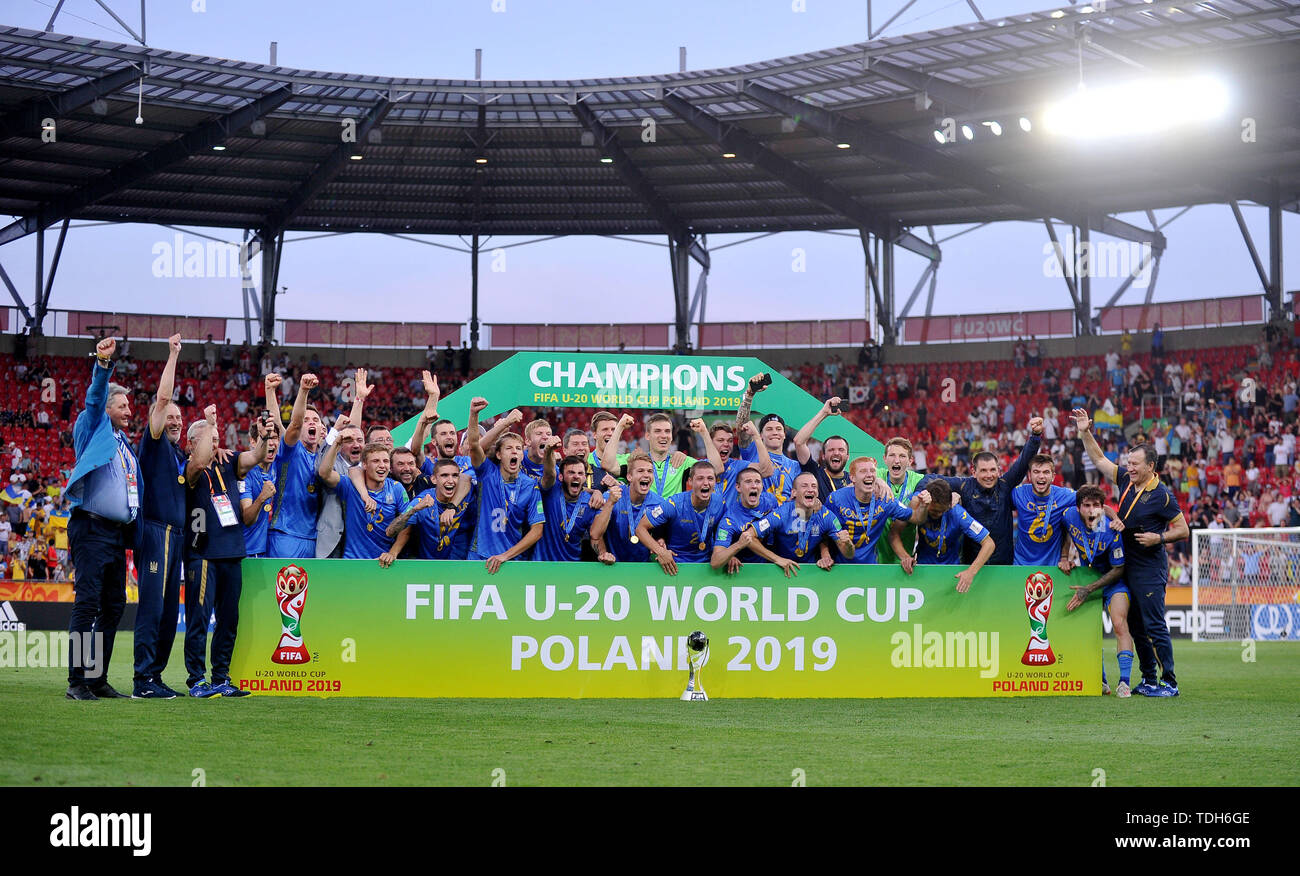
[367,523,373,532]
[264,503,272,512]
[178,475,185,484]
[630,535,639,544]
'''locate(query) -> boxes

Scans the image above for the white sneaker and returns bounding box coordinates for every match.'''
[1116,681,1131,698]
[1102,680,1111,695]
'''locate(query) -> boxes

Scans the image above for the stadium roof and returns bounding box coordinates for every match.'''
[1,0,1298,244]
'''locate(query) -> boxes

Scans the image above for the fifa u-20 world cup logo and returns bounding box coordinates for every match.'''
[1021,571,1056,666]
[271,564,311,665]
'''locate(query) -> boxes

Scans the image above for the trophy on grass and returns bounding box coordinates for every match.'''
[681,630,709,701]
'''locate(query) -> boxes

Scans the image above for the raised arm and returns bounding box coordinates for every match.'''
[185,405,218,484]
[283,373,318,447]
[740,420,774,478]
[540,435,563,490]
[793,397,840,465]
[409,371,440,466]
[349,367,372,428]
[1003,416,1045,487]
[316,414,351,486]
[150,333,182,439]
[235,415,271,478]
[733,373,768,446]
[1072,408,1118,483]
[690,418,723,474]
[264,373,282,426]
[471,404,522,468]
[602,413,635,477]
[466,397,490,467]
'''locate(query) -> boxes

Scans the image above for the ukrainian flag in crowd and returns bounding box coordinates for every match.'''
[1,483,28,506]
[1093,409,1123,431]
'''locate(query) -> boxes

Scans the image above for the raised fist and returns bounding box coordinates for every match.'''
[506,409,524,425]
[203,404,217,423]
[168,333,182,355]
[264,373,282,390]
[95,337,116,359]
[333,414,352,432]
[607,484,623,503]
[618,413,636,430]
[544,435,563,455]
[419,494,437,510]
[300,373,319,392]
[1028,416,1044,435]
[689,418,707,434]
[470,397,489,414]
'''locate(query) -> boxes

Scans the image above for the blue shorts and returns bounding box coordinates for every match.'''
[267,531,315,559]
[1103,581,1130,611]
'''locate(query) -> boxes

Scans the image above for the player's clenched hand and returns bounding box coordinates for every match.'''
[598,550,616,566]
[333,413,352,432]
[300,373,319,392]
[264,373,282,391]
[617,413,636,430]
[587,491,606,510]
[544,435,563,456]
[470,397,489,415]
[689,418,707,434]
[607,484,623,503]
[1108,517,1125,532]
[96,337,116,359]
[1028,416,1044,436]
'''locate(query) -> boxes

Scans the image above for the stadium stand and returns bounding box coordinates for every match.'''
[4,314,1300,589]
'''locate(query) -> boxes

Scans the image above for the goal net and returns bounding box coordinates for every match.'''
[1191,527,1300,642]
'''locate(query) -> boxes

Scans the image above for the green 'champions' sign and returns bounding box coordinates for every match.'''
[390,352,885,460]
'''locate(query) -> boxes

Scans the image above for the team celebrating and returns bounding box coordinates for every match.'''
[65,341,1189,701]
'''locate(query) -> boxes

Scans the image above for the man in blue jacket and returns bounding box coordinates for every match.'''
[920,416,1043,565]
[64,336,137,700]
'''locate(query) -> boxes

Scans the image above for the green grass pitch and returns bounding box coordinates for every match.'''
[3,637,1298,786]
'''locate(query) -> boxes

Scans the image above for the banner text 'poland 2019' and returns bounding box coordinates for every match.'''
[231,560,1101,698]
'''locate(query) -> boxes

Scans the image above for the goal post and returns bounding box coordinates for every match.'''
[1191,527,1300,642]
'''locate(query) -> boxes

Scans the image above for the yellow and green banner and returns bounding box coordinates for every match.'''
[230,560,1102,698]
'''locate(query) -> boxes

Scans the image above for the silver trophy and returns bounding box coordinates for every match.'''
[681,630,709,701]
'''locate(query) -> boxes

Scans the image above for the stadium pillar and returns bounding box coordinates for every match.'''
[259,227,281,347]
[470,232,481,351]
[669,233,691,352]
[32,226,43,338]
[881,234,896,345]
[1079,220,1093,335]
[1268,195,1283,316]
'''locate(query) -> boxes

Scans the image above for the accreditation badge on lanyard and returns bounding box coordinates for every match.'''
[206,466,239,528]
[119,436,140,512]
